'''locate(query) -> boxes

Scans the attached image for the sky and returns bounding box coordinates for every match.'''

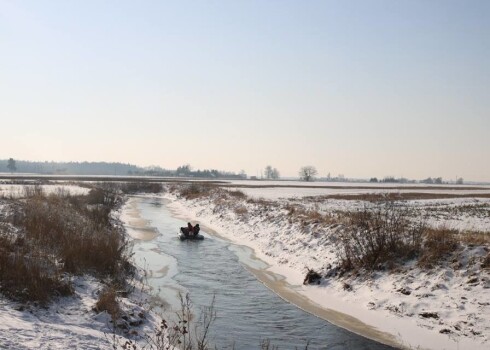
[1,0,489,181]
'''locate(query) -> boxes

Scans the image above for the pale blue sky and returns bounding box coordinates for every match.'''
[1,0,489,180]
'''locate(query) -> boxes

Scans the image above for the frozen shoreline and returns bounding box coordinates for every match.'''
[163,191,489,350]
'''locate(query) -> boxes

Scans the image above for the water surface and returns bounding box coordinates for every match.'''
[130,197,396,350]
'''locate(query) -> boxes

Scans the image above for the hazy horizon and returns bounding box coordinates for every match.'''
[1,1,489,181]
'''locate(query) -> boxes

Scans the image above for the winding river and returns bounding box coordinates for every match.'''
[124,196,397,350]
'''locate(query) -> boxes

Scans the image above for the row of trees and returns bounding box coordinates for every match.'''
[370,176,464,185]
[263,165,319,182]
[1,159,467,184]
[264,165,280,179]
[264,165,318,182]
[0,159,246,179]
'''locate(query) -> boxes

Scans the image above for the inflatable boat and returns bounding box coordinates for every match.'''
[179,227,204,241]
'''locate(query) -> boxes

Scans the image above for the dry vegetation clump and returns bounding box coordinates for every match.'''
[336,202,489,272]
[337,203,426,271]
[226,189,246,198]
[0,185,132,305]
[120,182,163,194]
[19,194,129,276]
[0,229,72,304]
[22,184,45,198]
[458,230,490,246]
[178,183,215,200]
[482,253,490,269]
[291,207,338,227]
[417,227,458,268]
[94,286,120,321]
[246,197,273,207]
[119,293,217,350]
[234,205,248,216]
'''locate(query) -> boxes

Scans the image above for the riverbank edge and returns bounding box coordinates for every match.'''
[151,194,400,349]
[159,191,490,350]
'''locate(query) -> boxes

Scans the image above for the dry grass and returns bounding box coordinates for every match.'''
[458,230,490,245]
[234,205,248,215]
[418,227,458,268]
[120,182,163,194]
[179,183,214,200]
[337,204,426,271]
[227,189,246,198]
[0,186,131,304]
[337,205,485,271]
[482,253,490,269]
[307,192,490,202]
[246,198,273,207]
[0,230,72,304]
[19,194,130,276]
[94,286,120,321]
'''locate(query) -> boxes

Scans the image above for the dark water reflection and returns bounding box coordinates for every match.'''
[131,197,396,350]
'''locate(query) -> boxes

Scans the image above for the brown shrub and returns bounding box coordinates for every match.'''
[337,203,426,270]
[482,253,490,269]
[418,227,458,268]
[121,182,163,194]
[227,189,246,198]
[86,187,118,207]
[234,206,248,215]
[179,183,213,200]
[22,185,45,198]
[18,192,130,277]
[94,286,120,321]
[458,230,490,245]
[0,233,72,304]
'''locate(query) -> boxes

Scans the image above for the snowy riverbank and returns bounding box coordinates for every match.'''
[163,187,489,350]
[0,188,162,350]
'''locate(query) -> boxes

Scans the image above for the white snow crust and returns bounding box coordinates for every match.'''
[164,187,490,350]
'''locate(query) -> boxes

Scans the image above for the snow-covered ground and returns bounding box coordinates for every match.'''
[0,276,158,350]
[1,181,488,349]
[227,186,490,200]
[223,181,490,200]
[165,185,490,350]
[0,189,161,350]
[226,180,490,189]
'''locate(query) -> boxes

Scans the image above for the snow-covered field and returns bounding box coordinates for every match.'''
[165,184,490,350]
[223,180,490,200]
[227,179,490,189]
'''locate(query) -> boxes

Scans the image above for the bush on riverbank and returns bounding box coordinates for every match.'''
[0,185,132,305]
[176,183,215,200]
[170,183,489,277]
[120,182,163,194]
[337,203,426,271]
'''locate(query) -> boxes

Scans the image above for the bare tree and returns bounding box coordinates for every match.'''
[7,158,16,172]
[299,166,317,181]
[264,165,280,180]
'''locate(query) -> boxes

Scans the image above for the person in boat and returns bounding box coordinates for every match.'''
[187,222,194,236]
[193,224,200,236]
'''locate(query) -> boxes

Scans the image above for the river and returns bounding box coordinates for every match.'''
[124,196,397,350]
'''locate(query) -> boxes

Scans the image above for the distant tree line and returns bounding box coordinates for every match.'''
[0,160,141,175]
[0,159,246,179]
[369,176,464,185]
[173,164,245,179]
[0,159,468,184]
